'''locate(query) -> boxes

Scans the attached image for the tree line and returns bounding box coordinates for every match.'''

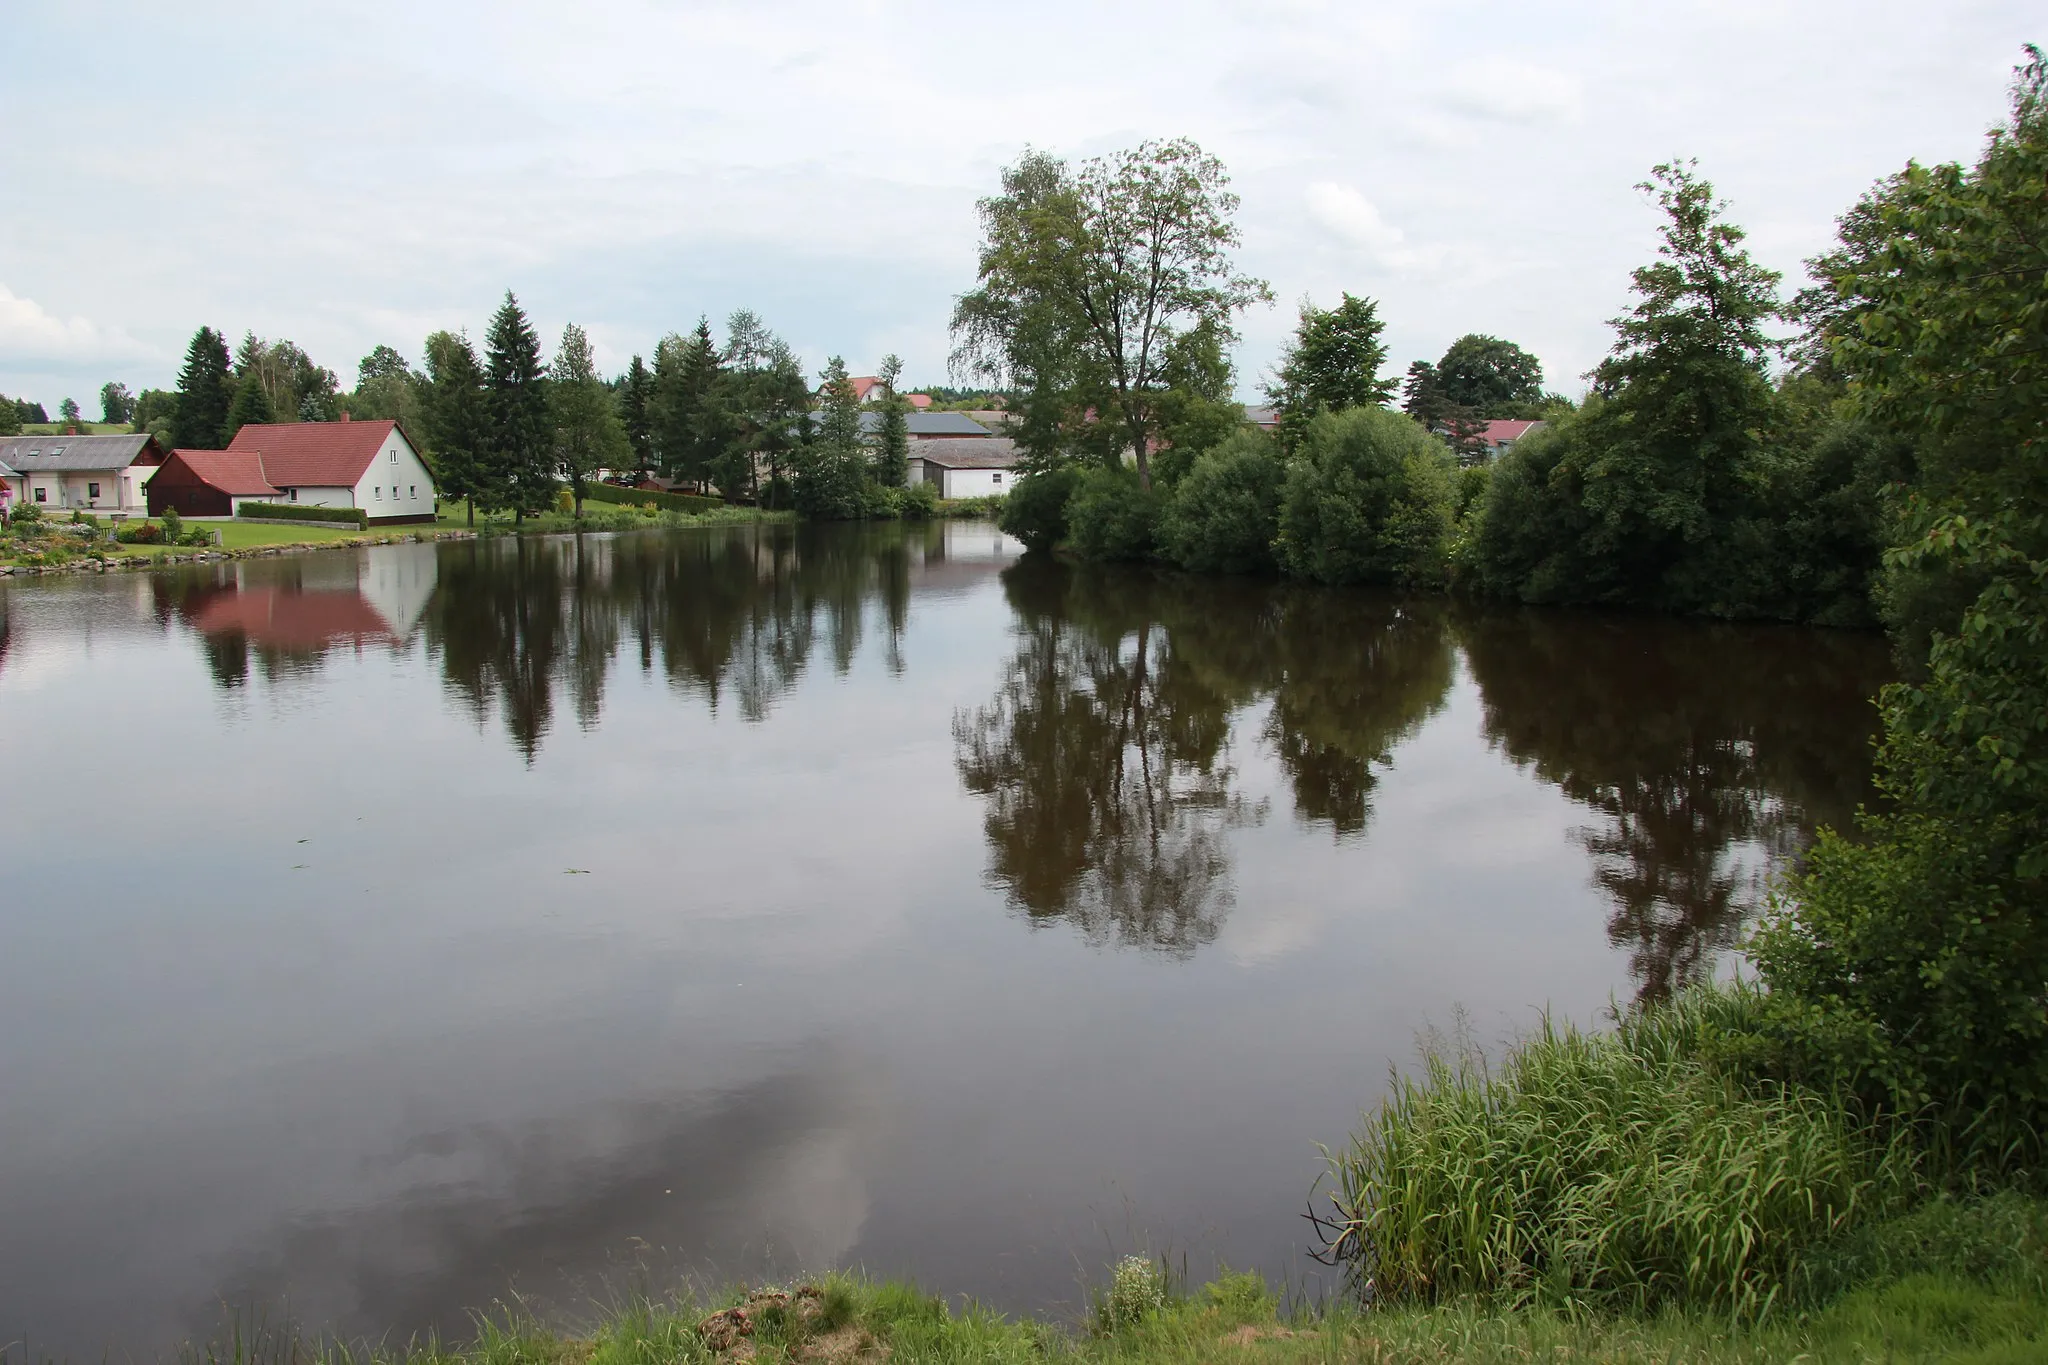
[979,50,2048,1169]
[102,296,940,525]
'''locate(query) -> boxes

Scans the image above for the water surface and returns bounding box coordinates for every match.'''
[0,523,1891,1356]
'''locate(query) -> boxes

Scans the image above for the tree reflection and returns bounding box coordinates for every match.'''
[954,558,1266,955]
[1457,608,1891,1003]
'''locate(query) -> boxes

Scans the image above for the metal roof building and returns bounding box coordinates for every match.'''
[0,433,163,472]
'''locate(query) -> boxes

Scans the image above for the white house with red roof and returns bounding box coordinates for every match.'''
[1472,419,1545,459]
[222,416,436,524]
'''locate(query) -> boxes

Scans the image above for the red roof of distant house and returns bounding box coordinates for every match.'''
[168,448,280,497]
[1478,419,1543,445]
[907,393,932,409]
[848,376,883,401]
[225,418,403,488]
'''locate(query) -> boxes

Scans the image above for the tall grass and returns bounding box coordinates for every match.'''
[1318,985,1921,1318]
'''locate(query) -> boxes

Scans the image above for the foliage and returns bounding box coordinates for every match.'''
[114,520,163,544]
[98,381,134,425]
[57,397,81,424]
[1066,464,1162,562]
[996,466,1079,550]
[1276,405,1457,587]
[1744,51,2048,1165]
[235,501,369,528]
[0,395,17,436]
[795,356,870,519]
[951,139,1270,486]
[224,369,274,440]
[234,332,340,422]
[620,353,655,478]
[1317,984,1921,1318]
[1268,292,1395,450]
[1434,333,1545,412]
[1466,164,1792,614]
[483,291,554,520]
[160,505,183,543]
[1158,429,1284,574]
[872,354,911,488]
[171,326,234,449]
[652,319,727,489]
[548,322,629,514]
[1097,1256,1167,1333]
[423,329,490,521]
[713,310,810,502]
[130,387,175,440]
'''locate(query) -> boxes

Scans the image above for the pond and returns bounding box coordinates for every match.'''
[0,522,1892,1356]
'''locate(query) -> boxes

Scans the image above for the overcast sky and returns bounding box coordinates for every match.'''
[1,1,2036,412]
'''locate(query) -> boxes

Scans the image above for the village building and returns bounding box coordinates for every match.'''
[913,438,1022,498]
[0,433,168,515]
[844,377,934,409]
[1471,419,1545,459]
[146,449,286,518]
[148,417,436,524]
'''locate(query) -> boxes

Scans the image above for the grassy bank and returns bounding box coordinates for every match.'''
[165,1223,2048,1365]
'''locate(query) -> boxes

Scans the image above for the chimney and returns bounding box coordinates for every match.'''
[339,410,350,422]
[64,424,77,435]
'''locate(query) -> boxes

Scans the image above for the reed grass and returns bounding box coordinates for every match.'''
[1318,984,1923,1318]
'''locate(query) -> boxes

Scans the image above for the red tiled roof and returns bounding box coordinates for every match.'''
[169,448,279,497]
[225,419,398,488]
[1478,419,1543,444]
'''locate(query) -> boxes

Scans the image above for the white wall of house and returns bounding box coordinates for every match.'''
[935,466,1012,499]
[20,469,153,513]
[351,429,437,519]
[275,485,356,508]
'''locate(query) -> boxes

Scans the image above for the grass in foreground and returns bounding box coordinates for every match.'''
[154,1222,2047,1365]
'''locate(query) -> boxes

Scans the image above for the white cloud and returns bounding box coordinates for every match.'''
[1304,183,1444,271]
[0,285,154,367]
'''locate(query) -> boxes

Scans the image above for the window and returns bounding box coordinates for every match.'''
[409,485,416,499]
[374,486,383,500]
[34,487,47,502]
[390,450,398,463]
[48,446,63,456]
[87,482,101,499]
[991,472,1003,484]
[288,488,298,502]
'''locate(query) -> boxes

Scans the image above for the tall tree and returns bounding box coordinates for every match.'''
[57,397,82,425]
[357,344,412,387]
[1433,334,1544,412]
[99,382,134,425]
[234,333,338,423]
[620,353,655,480]
[872,353,910,488]
[548,321,627,516]
[483,292,553,522]
[224,370,275,440]
[796,356,868,519]
[952,139,1270,488]
[171,326,234,449]
[1268,292,1395,450]
[716,310,809,503]
[652,319,727,491]
[424,329,490,526]
[0,395,17,437]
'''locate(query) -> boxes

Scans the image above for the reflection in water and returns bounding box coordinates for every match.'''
[953,561,1458,952]
[1457,609,1891,1002]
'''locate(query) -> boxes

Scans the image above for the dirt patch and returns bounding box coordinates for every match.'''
[799,1324,888,1365]
[698,1285,880,1362]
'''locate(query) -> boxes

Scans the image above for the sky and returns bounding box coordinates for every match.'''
[1,1,2037,413]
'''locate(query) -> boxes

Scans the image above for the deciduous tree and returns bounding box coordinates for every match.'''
[548,322,627,516]
[98,382,134,425]
[952,139,1270,488]
[1268,293,1395,450]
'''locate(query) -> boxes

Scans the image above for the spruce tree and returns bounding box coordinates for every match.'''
[796,356,868,519]
[483,291,552,522]
[424,330,490,526]
[224,370,275,440]
[873,354,910,488]
[171,326,234,448]
[621,354,655,480]
[548,322,627,516]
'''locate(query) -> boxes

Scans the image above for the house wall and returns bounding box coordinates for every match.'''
[18,469,151,513]
[350,429,437,522]
[275,485,357,508]
[938,466,1012,499]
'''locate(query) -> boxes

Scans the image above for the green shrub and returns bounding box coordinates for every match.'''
[160,506,183,543]
[1318,984,1920,1317]
[115,521,163,544]
[235,502,369,528]
[7,501,41,526]
[581,482,728,515]
[1276,405,1457,587]
[941,492,1004,519]
[70,510,98,528]
[898,482,941,519]
[1095,1255,1166,1334]
[1159,429,1284,574]
[997,466,1079,550]
[1067,465,1162,562]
